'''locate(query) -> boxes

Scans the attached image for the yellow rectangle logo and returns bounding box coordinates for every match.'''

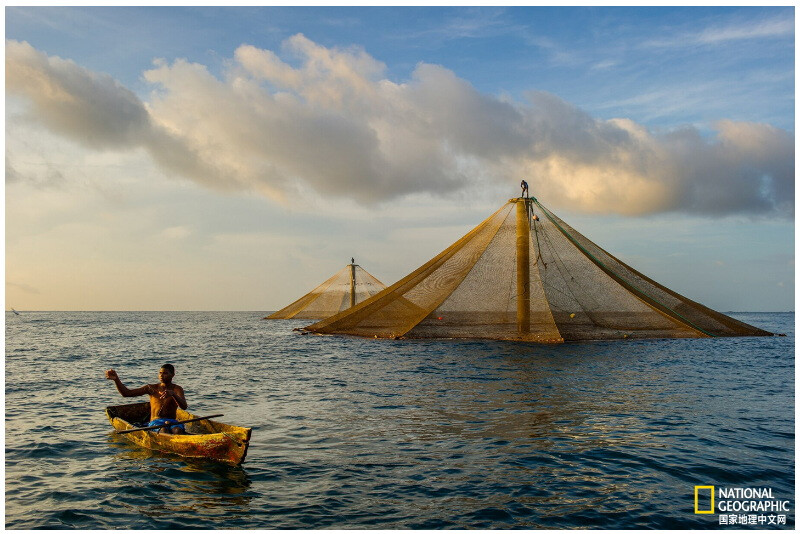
[694,485,715,514]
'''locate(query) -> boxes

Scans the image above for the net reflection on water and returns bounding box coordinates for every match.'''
[4,311,794,529]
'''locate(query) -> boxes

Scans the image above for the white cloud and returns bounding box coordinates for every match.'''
[591,60,618,71]
[6,36,794,218]
[160,225,192,240]
[399,8,516,42]
[696,17,793,44]
[645,15,793,48]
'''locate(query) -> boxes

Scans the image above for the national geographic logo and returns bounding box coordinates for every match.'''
[694,485,791,526]
[695,486,714,514]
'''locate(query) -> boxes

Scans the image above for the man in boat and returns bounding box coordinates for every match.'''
[105,364,188,434]
[520,179,529,198]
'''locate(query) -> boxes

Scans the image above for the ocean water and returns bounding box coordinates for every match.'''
[5,311,794,529]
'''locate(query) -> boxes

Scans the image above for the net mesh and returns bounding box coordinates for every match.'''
[409,202,562,342]
[529,202,701,340]
[266,264,386,320]
[533,201,771,337]
[304,198,772,342]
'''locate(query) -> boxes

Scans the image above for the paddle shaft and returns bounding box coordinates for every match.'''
[117,414,224,434]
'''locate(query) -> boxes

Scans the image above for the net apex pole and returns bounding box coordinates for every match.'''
[350,263,356,308]
[516,199,531,335]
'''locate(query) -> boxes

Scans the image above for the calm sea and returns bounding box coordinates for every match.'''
[5,311,794,529]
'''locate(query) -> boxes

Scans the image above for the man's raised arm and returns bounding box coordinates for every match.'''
[105,369,151,397]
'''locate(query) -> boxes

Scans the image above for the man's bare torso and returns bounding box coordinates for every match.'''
[147,383,183,420]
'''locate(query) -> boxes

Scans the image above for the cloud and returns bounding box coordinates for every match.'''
[591,60,618,71]
[401,7,516,42]
[6,156,21,184]
[697,17,793,44]
[6,281,41,295]
[6,40,150,148]
[645,15,793,48]
[6,154,67,188]
[159,225,192,240]
[5,36,794,217]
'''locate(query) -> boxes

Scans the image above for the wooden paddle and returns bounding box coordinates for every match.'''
[117,414,224,434]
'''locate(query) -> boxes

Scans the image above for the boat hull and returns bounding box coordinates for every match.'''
[106,402,251,465]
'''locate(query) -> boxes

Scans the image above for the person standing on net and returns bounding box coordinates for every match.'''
[520,180,529,198]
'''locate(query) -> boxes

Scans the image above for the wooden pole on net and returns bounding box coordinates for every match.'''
[350,262,357,308]
[516,199,530,335]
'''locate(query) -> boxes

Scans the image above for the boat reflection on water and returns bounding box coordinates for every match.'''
[106,432,254,518]
[6,310,791,529]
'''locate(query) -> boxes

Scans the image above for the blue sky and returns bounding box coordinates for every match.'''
[8,6,794,130]
[5,6,795,311]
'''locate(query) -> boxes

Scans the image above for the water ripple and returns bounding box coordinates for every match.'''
[4,311,795,529]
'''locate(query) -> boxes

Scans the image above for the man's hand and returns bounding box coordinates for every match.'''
[158,389,174,401]
[105,371,149,398]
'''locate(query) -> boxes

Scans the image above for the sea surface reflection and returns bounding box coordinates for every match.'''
[5,311,794,528]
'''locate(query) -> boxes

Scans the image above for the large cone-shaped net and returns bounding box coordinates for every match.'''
[266,264,386,320]
[305,199,772,342]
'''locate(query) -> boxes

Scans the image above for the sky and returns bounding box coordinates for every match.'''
[5,6,795,312]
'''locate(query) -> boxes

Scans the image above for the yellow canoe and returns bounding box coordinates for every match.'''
[106,402,252,465]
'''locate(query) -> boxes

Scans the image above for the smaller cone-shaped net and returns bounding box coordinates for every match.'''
[305,198,772,342]
[266,264,386,320]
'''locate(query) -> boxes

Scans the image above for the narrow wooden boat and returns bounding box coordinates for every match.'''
[106,402,252,465]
